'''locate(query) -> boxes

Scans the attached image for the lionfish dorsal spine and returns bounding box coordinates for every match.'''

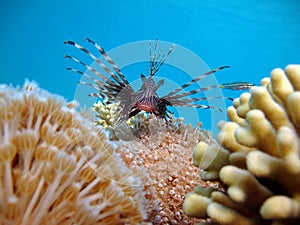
[149,40,175,76]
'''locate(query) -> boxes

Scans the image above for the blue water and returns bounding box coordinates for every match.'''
[1,0,300,134]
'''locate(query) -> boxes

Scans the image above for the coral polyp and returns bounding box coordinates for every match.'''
[0,81,147,225]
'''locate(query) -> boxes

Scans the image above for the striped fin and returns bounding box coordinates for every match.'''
[88,92,104,98]
[166,102,223,112]
[165,84,220,100]
[65,38,135,120]
[64,55,128,97]
[169,81,254,99]
[220,81,254,90]
[77,81,117,99]
[64,54,118,87]
[168,96,233,105]
[163,66,230,98]
[84,37,129,85]
[149,40,175,76]
[67,67,116,90]
[64,40,125,87]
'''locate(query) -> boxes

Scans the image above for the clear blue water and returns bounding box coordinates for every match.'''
[1,0,300,134]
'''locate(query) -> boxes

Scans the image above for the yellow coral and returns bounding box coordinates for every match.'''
[192,141,229,180]
[184,65,300,224]
[0,81,147,225]
[93,100,120,128]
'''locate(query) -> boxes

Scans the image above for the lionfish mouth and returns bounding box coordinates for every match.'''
[135,102,157,112]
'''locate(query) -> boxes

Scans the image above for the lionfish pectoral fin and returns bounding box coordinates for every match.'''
[83,37,130,85]
[162,66,230,99]
[164,100,223,112]
[220,81,255,90]
[159,98,172,106]
[129,109,141,118]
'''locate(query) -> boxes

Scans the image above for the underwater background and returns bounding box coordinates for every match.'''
[1,0,300,134]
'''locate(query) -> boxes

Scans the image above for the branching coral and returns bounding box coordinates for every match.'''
[0,81,147,225]
[93,100,120,128]
[184,65,300,225]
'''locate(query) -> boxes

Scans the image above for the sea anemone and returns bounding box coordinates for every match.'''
[92,90,222,224]
[112,114,218,224]
[0,81,147,225]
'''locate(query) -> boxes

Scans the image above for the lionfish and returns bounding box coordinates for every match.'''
[64,37,253,124]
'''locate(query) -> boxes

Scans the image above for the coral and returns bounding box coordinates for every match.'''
[92,88,221,224]
[184,65,300,225]
[113,114,220,224]
[0,81,147,225]
[93,100,120,128]
[192,141,230,180]
[93,99,213,143]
